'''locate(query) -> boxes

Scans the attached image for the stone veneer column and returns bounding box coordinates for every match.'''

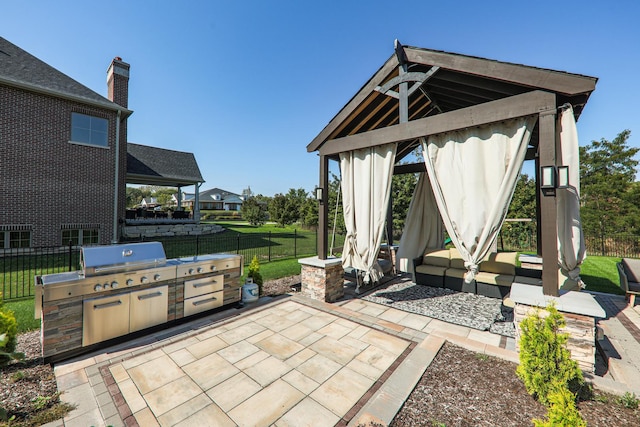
[298,256,344,302]
[510,283,606,374]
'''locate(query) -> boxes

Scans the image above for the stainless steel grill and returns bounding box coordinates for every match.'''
[36,242,243,361]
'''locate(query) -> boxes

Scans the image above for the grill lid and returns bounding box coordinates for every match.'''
[81,242,167,276]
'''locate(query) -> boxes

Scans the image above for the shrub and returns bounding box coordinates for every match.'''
[247,256,263,296]
[618,392,639,409]
[516,303,584,405]
[533,384,586,427]
[0,295,21,366]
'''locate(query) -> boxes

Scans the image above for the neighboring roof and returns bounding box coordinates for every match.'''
[0,37,131,115]
[199,188,242,201]
[307,44,597,160]
[127,143,204,187]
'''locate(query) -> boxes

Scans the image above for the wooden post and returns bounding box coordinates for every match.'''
[318,155,329,259]
[538,111,559,296]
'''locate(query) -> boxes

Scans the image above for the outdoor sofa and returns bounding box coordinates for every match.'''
[413,248,542,299]
[616,258,640,306]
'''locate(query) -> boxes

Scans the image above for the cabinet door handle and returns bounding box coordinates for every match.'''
[192,296,217,306]
[94,300,122,310]
[193,281,216,288]
[138,291,163,301]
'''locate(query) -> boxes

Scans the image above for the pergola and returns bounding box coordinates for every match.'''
[307,42,597,296]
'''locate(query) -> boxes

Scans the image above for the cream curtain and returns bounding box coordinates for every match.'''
[395,172,444,275]
[340,143,397,285]
[557,105,586,290]
[422,116,536,283]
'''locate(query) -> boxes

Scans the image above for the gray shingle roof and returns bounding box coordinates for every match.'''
[0,37,128,113]
[127,143,204,187]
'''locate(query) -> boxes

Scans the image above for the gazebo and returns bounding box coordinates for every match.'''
[304,42,597,299]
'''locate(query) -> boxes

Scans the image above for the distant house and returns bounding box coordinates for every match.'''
[140,197,160,209]
[179,188,244,211]
[0,37,204,247]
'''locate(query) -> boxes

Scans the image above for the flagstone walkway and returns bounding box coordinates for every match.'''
[45,282,640,427]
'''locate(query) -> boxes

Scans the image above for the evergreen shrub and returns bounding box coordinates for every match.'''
[516,303,584,405]
[247,256,263,296]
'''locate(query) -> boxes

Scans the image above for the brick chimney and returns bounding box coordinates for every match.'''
[107,57,130,108]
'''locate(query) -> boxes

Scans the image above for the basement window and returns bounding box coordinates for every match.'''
[70,113,109,147]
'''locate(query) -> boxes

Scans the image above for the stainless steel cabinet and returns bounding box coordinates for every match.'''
[130,285,168,333]
[83,293,131,346]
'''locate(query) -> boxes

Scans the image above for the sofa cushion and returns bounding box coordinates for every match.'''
[480,252,517,276]
[415,264,448,276]
[475,271,514,287]
[422,248,450,268]
[445,267,467,278]
[622,258,640,283]
[449,248,466,270]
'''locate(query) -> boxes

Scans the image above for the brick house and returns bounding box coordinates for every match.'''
[0,37,132,247]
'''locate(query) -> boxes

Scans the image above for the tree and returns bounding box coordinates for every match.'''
[391,172,418,239]
[300,197,318,229]
[241,197,268,226]
[504,173,537,250]
[580,130,639,236]
[268,193,297,227]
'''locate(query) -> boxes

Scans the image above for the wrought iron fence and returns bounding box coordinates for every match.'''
[1,230,318,301]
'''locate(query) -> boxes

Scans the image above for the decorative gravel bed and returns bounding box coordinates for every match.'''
[362,280,516,337]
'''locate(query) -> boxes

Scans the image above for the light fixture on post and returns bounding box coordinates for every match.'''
[540,165,556,195]
[557,166,570,189]
[315,187,324,203]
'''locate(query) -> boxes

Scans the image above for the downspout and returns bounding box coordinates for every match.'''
[112,110,122,243]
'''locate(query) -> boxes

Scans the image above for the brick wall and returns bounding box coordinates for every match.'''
[0,84,126,246]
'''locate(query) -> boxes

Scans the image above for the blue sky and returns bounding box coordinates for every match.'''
[4,1,639,196]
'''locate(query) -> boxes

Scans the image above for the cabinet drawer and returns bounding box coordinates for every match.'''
[184,291,224,317]
[184,274,224,299]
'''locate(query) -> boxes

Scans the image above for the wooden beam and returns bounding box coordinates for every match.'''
[319,90,556,156]
[317,155,329,259]
[394,162,426,174]
[404,47,597,96]
[538,110,559,296]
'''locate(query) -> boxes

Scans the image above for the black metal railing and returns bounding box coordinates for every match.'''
[1,230,321,301]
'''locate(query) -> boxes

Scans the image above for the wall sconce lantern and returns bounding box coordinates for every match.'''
[540,165,570,195]
[540,165,556,190]
[315,187,324,202]
[557,166,570,189]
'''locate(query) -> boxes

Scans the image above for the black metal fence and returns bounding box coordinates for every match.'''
[3,229,638,302]
[1,230,320,301]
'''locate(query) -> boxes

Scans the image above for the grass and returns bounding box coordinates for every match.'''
[580,255,624,295]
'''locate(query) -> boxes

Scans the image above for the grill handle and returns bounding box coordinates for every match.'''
[192,296,218,306]
[93,300,122,310]
[137,291,163,301]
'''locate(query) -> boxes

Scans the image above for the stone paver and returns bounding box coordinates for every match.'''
[51,285,640,427]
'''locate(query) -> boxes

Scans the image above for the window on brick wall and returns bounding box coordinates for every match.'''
[70,112,109,147]
[2,231,31,248]
[62,228,99,246]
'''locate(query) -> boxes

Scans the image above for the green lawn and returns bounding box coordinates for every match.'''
[580,255,624,295]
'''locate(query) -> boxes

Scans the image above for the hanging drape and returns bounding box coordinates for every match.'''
[422,116,536,284]
[395,172,444,275]
[557,105,586,290]
[340,143,397,284]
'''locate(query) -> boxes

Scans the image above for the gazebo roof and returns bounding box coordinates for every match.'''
[307,45,597,162]
[126,143,204,187]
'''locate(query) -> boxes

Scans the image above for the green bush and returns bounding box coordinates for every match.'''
[0,296,21,366]
[247,256,263,296]
[533,384,586,427]
[516,303,584,405]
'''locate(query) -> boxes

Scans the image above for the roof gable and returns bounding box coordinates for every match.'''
[307,45,597,156]
[0,37,129,114]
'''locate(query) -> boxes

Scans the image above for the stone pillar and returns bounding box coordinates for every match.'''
[298,256,344,302]
[510,283,605,374]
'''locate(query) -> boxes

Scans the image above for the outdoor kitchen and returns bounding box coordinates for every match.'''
[35,242,242,361]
